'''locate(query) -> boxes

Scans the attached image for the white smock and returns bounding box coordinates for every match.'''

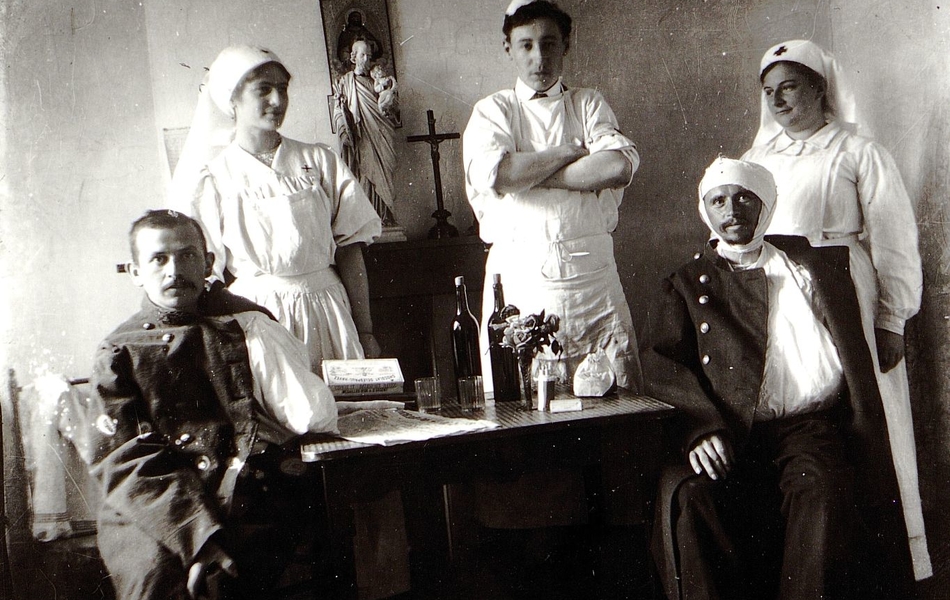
[464,78,643,394]
[176,137,381,373]
[743,121,930,578]
[463,78,642,529]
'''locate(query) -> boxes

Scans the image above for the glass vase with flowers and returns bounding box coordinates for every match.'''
[501,309,562,410]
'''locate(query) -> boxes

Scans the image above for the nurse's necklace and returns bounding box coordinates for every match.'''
[252,136,282,166]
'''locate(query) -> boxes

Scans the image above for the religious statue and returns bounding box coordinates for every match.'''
[333,36,402,230]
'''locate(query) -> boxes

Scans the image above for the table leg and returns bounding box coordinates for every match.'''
[596,421,668,599]
[401,465,451,599]
[319,465,360,600]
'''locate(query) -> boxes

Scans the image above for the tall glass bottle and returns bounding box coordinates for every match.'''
[452,276,482,391]
[487,274,520,401]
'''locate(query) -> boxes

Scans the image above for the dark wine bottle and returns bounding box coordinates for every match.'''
[452,276,482,390]
[487,274,520,402]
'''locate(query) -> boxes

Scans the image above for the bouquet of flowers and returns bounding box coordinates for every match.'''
[501,309,562,359]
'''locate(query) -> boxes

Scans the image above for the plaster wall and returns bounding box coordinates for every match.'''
[1,1,160,379]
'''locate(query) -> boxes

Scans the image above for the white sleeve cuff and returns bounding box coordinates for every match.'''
[875,313,906,336]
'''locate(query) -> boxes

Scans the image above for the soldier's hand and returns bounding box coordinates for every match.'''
[688,433,734,481]
[187,539,237,599]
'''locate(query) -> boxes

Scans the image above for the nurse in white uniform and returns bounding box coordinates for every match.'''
[171,45,382,374]
[742,39,931,580]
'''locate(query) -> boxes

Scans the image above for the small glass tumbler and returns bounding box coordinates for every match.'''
[414,377,442,413]
[458,375,485,413]
[537,374,556,412]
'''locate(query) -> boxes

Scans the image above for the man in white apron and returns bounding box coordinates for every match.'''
[461,2,644,594]
[464,0,642,398]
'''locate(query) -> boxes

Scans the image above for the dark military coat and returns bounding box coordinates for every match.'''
[640,236,913,600]
[88,286,271,567]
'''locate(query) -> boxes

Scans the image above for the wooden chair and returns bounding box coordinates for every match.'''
[1,369,114,600]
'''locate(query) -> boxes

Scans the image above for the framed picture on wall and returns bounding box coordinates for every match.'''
[320,0,397,85]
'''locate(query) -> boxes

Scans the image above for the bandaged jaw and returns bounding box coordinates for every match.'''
[698,157,777,255]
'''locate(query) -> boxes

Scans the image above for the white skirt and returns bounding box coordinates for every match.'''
[826,237,932,579]
[230,267,365,374]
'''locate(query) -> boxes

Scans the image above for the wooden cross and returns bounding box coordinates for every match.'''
[407,109,461,239]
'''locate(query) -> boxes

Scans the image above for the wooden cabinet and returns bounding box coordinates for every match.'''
[363,236,488,397]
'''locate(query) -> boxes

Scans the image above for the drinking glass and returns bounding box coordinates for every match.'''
[458,375,485,413]
[414,377,441,413]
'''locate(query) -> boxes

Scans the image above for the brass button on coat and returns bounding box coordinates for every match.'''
[162,333,174,343]
[701,355,711,365]
[700,322,710,334]
[699,274,710,284]
[195,456,211,471]
[698,295,709,305]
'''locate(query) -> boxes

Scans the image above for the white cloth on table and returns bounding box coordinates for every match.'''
[172,137,381,373]
[743,121,930,579]
[464,77,642,394]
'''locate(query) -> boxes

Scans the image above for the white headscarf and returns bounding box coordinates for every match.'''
[698,157,777,256]
[207,46,286,118]
[753,39,858,147]
[169,46,287,204]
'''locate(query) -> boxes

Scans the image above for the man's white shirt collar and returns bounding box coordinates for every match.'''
[515,78,565,102]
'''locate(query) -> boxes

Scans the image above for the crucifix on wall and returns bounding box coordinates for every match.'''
[407,109,461,239]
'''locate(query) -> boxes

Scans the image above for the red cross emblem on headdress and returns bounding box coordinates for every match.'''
[774,45,788,56]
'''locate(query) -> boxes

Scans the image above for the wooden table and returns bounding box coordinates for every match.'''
[300,390,675,599]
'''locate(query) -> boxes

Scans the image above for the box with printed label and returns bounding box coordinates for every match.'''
[321,358,405,396]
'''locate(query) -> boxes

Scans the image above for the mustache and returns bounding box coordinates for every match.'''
[163,278,197,291]
[721,218,752,228]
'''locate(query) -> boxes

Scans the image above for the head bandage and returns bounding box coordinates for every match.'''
[698,157,777,255]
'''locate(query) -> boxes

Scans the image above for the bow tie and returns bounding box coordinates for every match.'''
[530,92,548,100]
